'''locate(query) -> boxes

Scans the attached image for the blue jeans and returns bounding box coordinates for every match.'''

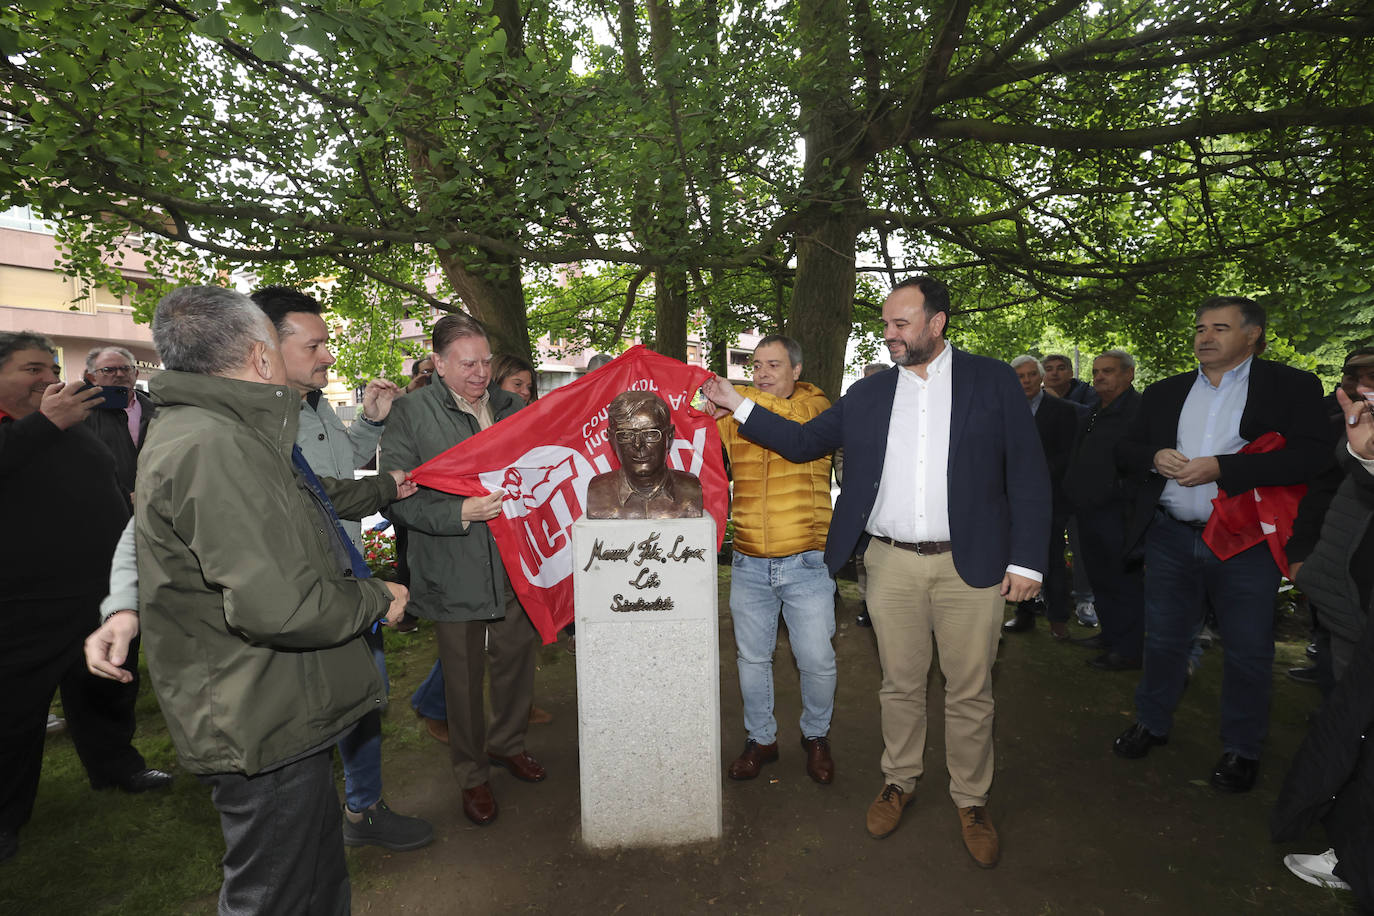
[1135,514,1280,759]
[730,551,837,745]
[410,660,447,721]
[338,641,387,812]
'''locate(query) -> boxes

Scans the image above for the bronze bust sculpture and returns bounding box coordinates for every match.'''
[585,390,703,519]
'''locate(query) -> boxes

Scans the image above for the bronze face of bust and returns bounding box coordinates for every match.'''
[585,390,703,519]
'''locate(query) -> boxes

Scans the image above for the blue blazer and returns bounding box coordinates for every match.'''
[738,348,1052,588]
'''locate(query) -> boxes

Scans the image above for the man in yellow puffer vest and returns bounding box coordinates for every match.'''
[717,336,838,785]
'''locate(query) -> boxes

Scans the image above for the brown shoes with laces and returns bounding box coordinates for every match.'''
[958,805,1000,868]
[801,736,834,784]
[866,783,913,838]
[727,739,779,780]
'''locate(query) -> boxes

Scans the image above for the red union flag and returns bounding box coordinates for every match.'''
[409,346,728,644]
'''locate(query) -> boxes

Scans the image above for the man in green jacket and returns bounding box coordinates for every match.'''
[380,312,544,827]
[86,286,411,915]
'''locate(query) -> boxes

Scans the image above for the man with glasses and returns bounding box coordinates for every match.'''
[82,346,152,506]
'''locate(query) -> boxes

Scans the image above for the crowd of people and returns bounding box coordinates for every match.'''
[1,276,1371,912]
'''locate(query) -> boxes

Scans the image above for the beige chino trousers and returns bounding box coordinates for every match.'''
[864,538,1005,808]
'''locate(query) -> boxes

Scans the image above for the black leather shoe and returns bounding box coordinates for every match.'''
[1071,633,1107,650]
[855,603,872,628]
[1210,753,1258,792]
[1286,665,1319,685]
[1305,642,1318,659]
[1002,610,1035,633]
[1088,652,1142,671]
[93,768,173,793]
[1113,722,1168,759]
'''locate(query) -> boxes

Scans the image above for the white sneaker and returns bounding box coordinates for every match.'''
[46,713,65,735]
[1074,600,1099,627]
[1283,848,1351,890]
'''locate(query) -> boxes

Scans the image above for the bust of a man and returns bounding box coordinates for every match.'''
[585,390,703,519]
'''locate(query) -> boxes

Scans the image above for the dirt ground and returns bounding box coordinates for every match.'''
[338,577,1357,916]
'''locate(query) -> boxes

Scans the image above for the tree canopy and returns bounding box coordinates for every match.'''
[3,0,1371,393]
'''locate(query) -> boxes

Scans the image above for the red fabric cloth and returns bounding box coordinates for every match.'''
[1202,431,1306,577]
[409,346,727,644]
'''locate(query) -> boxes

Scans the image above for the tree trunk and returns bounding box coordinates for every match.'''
[788,203,862,400]
[434,249,533,363]
[651,266,689,360]
[787,0,869,399]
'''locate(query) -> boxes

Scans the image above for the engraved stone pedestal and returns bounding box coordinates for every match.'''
[572,517,721,849]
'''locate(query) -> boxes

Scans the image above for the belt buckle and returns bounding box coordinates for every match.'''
[914,541,930,556]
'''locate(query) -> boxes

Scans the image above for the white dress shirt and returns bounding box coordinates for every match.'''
[867,344,954,543]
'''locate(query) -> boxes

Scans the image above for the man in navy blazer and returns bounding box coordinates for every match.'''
[1111,297,1330,793]
[703,276,1050,869]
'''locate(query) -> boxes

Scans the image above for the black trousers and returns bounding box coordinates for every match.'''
[1076,504,1145,660]
[0,595,146,831]
[200,748,349,916]
[1019,512,1072,622]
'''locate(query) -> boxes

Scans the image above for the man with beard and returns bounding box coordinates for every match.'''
[704,276,1049,868]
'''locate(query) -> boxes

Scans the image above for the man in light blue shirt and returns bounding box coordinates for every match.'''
[1112,297,1330,793]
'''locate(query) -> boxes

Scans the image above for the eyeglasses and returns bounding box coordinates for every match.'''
[414,368,434,377]
[614,428,665,445]
[91,365,136,378]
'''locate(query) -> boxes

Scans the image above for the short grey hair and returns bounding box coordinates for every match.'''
[152,286,275,375]
[85,345,136,373]
[1010,354,1044,375]
[0,331,56,368]
[1098,349,1136,371]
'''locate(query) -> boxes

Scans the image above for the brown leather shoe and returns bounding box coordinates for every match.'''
[461,783,498,826]
[487,750,547,783]
[727,740,779,780]
[958,805,1000,868]
[422,716,449,744]
[866,783,912,838]
[801,736,834,784]
[528,706,554,725]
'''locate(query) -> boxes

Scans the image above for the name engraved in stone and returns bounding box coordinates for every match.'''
[629,569,661,590]
[583,539,635,572]
[611,594,676,613]
[634,533,666,566]
[666,535,706,563]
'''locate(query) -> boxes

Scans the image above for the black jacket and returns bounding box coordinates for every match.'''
[1065,387,1141,512]
[1271,561,1374,911]
[82,388,154,505]
[1033,393,1082,516]
[1116,358,1330,553]
[1,412,128,601]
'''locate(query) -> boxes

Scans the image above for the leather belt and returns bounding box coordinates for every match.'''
[874,535,953,556]
[1160,509,1208,530]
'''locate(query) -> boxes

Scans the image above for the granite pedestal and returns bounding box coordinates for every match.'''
[572,517,721,848]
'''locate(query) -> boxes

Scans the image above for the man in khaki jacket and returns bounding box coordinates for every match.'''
[717,335,838,785]
[85,286,410,914]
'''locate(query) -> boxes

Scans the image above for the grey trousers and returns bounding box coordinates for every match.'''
[435,586,538,789]
[200,748,349,916]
